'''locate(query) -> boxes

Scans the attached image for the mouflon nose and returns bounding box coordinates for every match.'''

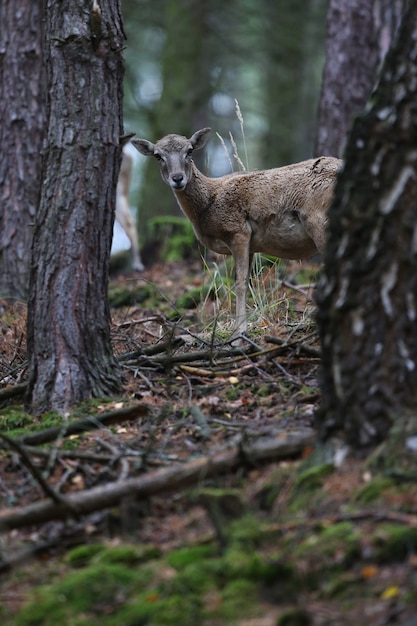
[171,174,184,186]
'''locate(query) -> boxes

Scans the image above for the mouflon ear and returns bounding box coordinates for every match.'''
[189,128,211,150]
[131,138,156,157]
[120,133,136,148]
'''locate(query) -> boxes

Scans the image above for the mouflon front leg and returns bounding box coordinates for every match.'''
[230,232,252,337]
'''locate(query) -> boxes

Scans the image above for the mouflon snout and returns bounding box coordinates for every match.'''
[170,173,186,190]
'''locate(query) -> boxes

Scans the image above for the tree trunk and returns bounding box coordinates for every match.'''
[316,0,417,447]
[139,0,212,241]
[261,0,327,167]
[0,0,46,299]
[27,0,125,416]
[315,0,406,158]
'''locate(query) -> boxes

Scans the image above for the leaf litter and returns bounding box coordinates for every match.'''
[1,258,417,625]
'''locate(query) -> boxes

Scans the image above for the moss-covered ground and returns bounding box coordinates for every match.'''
[1,259,417,625]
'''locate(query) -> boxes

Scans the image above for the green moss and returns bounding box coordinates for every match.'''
[321,522,355,540]
[106,596,154,626]
[174,562,218,594]
[191,489,246,547]
[47,563,137,606]
[67,544,161,569]
[0,406,65,439]
[166,545,215,570]
[278,608,312,626]
[373,524,417,563]
[269,560,299,589]
[99,545,159,565]
[175,285,211,310]
[108,284,154,308]
[295,522,361,570]
[228,515,263,547]
[321,572,363,600]
[354,476,395,503]
[215,578,258,621]
[110,589,203,626]
[67,544,107,567]
[222,547,266,580]
[15,563,146,625]
[68,397,114,417]
[150,592,203,625]
[0,406,33,431]
[148,216,196,262]
[295,463,334,491]
[39,411,65,427]
[255,384,271,397]
[287,462,334,513]
[291,266,320,285]
[225,386,240,401]
[253,466,295,511]
[367,412,417,476]
[16,592,68,626]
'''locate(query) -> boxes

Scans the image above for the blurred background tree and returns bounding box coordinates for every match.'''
[121,0,328,256]
[315,0,405,158]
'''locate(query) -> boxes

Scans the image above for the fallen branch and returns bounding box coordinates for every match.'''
[0,430,314,531]
[0,382,28,401]
[177,341,319,379]
[118,336,184,362]
[0,433,65,505]
[265,335,321,358]
[264,509,417,535]
[141,345,254,367]
[0,403,148,449]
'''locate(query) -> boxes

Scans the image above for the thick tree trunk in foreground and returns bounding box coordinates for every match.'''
[0,0,46,299]
[316,0,417,447]
[315,0,405,158]
[27,0,124,416]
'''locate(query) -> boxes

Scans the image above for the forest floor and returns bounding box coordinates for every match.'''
[1,257,417,626]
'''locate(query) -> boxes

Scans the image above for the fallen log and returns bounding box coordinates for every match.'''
[0,402,148,449]
[0,430,314,532]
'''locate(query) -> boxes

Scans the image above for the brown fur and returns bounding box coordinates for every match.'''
[132,129,342,336]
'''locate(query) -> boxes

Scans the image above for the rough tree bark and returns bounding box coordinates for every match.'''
[27,0,125,416]
[315,0,406,158]
[316,0,417,447]
[0,0,46,299]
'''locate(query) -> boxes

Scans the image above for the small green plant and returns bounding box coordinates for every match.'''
[199,252,291,338]
[248,254,288,327]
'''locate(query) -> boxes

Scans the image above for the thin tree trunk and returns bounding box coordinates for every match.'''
[27,0,125,416]
[315,0,377,158]
[315,0,406,159]
[139,0,211,241]
[261,0,327,167]
[0,0,46,299]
